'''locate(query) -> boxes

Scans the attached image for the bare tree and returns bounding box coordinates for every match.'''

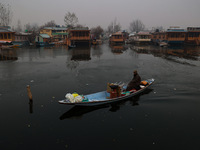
[64,12,78,27]
[24,23,39,43]
[16,19,22,32]
[107,19,121,34]
[39,20,57,30]
[152,26,165,32]
[0,3,12,26]
[129,19,145,33]
[44,20,57,27]
[91,26,104,39]
[75,24,85,28]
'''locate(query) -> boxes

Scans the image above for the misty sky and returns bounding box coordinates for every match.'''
[3,0,200,30]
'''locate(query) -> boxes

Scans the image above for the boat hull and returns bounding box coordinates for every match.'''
[58,78,154,106]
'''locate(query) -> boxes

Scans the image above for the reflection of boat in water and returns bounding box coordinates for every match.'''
[159,41,168,47]
[71,48,91,61]
[0,49,18,61]
[59,88,153,120]
[110,44,128,54]
[59,105,109,120]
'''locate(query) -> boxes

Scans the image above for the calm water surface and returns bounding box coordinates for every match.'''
[0,43,200,150]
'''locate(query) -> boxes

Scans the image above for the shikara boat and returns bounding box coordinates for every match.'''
[0,41,20,49]
[58,78,155,106]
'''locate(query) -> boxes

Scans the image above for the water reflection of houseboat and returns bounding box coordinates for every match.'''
[131,45,200,61]
[110,45,125,54]
[0,49,18,61]
[130,45,153,54]
[71,48,91,61]
[92,39,102,45]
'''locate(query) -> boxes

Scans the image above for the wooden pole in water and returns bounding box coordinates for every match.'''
[27,85,33,101]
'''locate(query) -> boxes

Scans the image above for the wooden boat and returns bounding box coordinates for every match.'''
[68,45,76,49]
[0,41,20,49]
[58,78,155,106]
[159,41,168,47]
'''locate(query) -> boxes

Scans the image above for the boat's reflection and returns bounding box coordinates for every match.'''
[59,88,153,120]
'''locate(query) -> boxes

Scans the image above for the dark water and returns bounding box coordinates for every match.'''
[0,43,200,150]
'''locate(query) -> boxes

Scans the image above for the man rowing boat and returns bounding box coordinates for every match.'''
[126,70,141,91]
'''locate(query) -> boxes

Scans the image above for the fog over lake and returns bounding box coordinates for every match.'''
[4,0,200,30]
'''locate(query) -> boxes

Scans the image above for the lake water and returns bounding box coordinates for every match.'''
[0,43,200,150]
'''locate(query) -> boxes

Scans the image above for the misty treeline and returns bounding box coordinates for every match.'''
[0,3,12,26]
[1,2,152,36]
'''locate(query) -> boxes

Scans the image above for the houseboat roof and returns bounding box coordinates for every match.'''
[129,33,135,36]
[70,27,90,31]
[43,27,68,30]
[0,28,15,33]
[167,28,186,32]
[15,32,32,36]
[187,27,200,31]
[39,34,50,38]
[137,31,151,35]
[52,32,68,35]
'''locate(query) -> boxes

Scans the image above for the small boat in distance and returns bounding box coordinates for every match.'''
[68,45,76,49]
[58,78,155,106]
[0,41,20,49]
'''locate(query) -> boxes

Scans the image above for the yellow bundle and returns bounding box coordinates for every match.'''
[141,81,148,85]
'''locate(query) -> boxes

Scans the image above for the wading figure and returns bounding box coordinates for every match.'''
[126,70,141,91]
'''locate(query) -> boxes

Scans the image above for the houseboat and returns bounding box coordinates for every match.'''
[14,32,32,47]
[35,34,54,47]
[151,30,167,46]
[109,32,125,44]
[133,31,151,45]
[0,26,15,41]
[166,27,186,45]
[0,26,17,49]
[66,27,91,47]
[40,26,68,44]
[185,27,200,46]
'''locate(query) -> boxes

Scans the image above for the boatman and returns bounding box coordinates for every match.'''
[126,70,141,91]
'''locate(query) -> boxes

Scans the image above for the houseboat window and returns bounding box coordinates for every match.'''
[0,33,3,39]
[8,33,11,39]
[4,33,7,39]
[189,33,193,37]
[195,32,199,37]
